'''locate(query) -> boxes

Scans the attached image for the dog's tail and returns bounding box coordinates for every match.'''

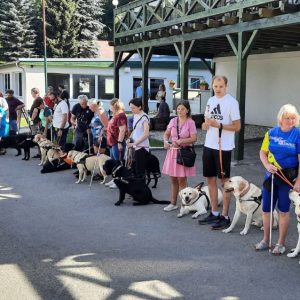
[151,197,170,204]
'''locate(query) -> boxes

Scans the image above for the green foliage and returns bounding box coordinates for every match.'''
[45,0,78,58]
[0,0,36,62]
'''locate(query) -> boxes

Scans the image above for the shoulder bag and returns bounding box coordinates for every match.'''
[176,118,196,167]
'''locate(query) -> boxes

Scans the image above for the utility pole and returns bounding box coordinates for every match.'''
[42,0,48,92]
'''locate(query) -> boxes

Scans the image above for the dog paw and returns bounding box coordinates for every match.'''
[191,214,198,219]
[114,202,121,206]
[222,228,231,233]
[240,230,248,236]
[75,180,80,184]
[177,214,183,218]
[287,252,298,258]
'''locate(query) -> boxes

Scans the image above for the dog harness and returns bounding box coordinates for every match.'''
[238,181,262,214]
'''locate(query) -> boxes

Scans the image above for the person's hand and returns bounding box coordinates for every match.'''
[117,143,123,151]
[163,141,171,150]
[293,177,300,192]
[86,128,91,134]
[266,163,277,174]
[57,129,62,137]
[206,118,220,128]
[174,139,182,147]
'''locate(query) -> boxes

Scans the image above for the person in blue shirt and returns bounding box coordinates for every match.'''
[0,106,9,154]
[255,104,300,255]
[135,81,150,99]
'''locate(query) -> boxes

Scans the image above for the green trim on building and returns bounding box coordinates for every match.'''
[0,60,208,70]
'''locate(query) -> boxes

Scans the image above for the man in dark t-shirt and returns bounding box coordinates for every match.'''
[71,95,94,151]
[5,89,25,134]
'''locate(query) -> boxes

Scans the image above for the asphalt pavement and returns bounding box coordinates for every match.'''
[0,141,300,300]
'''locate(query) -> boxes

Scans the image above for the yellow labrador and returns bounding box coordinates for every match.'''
[177,183,222,218]
[67,150,110,184]
[33,134,55,165]
[223,176,278,235]
[287,190,300,260]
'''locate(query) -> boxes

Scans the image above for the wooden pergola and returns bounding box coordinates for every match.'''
[112,0,300,160]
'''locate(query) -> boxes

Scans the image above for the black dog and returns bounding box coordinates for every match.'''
[104,160,169,206]
[145,152,161,188]
[0,134,35,160]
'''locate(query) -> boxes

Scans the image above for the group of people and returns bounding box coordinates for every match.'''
[1,75,300,255]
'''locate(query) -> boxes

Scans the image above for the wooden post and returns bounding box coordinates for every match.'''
[137,47,152,114]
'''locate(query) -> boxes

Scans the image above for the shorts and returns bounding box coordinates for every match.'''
[262,174,291,213]
[202,146,232,179]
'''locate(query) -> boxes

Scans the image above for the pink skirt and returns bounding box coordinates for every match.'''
[162,148,196,177]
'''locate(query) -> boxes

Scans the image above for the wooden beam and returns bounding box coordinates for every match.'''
[241,11,260,22]
[182,25,194,33]
[206,19,221,28]
[258,7,282,18]
[192,22,207,31]
[222,15,238,25]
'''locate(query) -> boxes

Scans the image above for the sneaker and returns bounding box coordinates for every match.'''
[163,204,178,212]
[255,240,269,251]
[198,212,220,225]
[105,179,114,187]
[211,216,231,230]
[109,183,118,189]
[272,244,286,255]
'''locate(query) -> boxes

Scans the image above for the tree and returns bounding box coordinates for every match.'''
[45,0,78,58]
[75,0,105,58]
[0,0,36,62]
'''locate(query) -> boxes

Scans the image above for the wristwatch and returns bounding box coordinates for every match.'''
[117,141,123,144]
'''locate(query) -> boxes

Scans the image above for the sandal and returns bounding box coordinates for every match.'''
[255,240,269,251]
[272,244,286,255]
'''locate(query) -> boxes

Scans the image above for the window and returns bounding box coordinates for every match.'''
[150,78,164,100]
[4,73,10,90]
[73,75,95,99]
[189,77,204,89]
[133,77,164,100]
[12,73,22,96]
[98,76,114,99]
[48,73,70,94]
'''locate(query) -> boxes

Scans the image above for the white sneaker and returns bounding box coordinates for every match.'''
[163,204,178,212]
[109,183,117,189]
[105,179,114,187]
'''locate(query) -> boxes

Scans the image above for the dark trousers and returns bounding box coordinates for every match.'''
[54,128,69,150]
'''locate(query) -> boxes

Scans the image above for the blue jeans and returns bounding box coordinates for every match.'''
[110,142,126,160]
[9,120,18,135]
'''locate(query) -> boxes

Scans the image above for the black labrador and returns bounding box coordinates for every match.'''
[0,134,35,160]
[104,160,169,206]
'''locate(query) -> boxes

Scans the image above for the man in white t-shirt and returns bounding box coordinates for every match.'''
[53,95,69,150]
[198,75,241,230]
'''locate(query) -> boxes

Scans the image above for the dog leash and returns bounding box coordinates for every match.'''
[274,168,294,188]
[218,123,225,180]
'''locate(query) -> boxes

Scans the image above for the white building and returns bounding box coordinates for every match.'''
[0,57,211,113]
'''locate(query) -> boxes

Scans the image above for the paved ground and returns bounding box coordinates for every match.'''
[0,142,300,300]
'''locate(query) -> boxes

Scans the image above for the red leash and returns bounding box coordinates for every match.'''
[218,123,225,180]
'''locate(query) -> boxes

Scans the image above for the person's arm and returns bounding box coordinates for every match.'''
[57,113,67,137]
[70,114,77,128]
[176,133,197,146]
[99,109,108,128]
[205,118,241,132]
[31,108,39,122]
[44,116,50,137]
[259,149,277,173]
[163,128,172,149]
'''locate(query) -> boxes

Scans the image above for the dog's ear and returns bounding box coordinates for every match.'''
[194,182,204,191]
[238,181,246,192]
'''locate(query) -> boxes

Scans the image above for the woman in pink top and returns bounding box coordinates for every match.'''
[162,100,197,211]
